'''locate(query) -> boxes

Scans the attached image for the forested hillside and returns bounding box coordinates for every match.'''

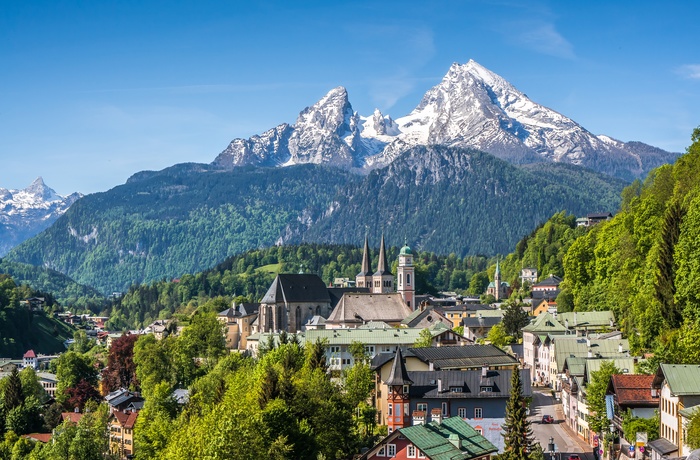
[0,275,76,357]
[6,147,624,295]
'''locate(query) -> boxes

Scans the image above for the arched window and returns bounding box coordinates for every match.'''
[407,274,411,285]
[295,306,302,332]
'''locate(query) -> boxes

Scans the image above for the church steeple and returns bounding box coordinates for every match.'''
[373,234,393,293]
[494,258,501,301]
[385,347,412,431]
[355,235,373,289]
[397,240,415,309]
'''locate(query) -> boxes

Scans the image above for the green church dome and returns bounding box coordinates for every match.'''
[400,245,412,255]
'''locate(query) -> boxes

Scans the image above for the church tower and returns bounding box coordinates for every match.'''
[372,235,393,293]
[494,259,501,301]
[397,241,415,309]
[385,347,412,432]
[355,236,373,289]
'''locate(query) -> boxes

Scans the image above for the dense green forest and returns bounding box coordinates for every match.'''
[5,146,624,295]
[0,274,76,357]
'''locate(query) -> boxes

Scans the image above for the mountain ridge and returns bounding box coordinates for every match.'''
[0,177,82,256]
[213,60,678,180]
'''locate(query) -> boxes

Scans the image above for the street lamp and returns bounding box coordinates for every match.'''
[548,437,556,460]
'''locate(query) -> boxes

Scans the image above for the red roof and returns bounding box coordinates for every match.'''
[61,412,84,424]
[611,374,658,407]
[111,409,139,429]
[23,349,36,358]
[23,433,52,443]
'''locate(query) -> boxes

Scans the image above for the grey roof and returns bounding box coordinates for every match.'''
[172,388,190,405]
[401,307,451,328]
[305,315,326,326]
[386,347,413,386]
[372,345,519,371]
[325,292,411,325]
[407,368,531,399]
[260,274,330,304]
[532,275,562,288]
[648,438,678,456]
[439,303,493,313]
[328,287,369,310]
[462,316,502,328]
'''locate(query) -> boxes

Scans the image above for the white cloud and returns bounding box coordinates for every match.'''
[677,64,700,80]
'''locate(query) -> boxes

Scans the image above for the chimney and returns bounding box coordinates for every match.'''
[412,410,426,426]
[449,433,461,449]
[588,348,593,358]
[610,317,614,328]
[482,365,488,378]
[431,408,442,424]
[565,318,569,329]
[618,343,623,353]
[437,378,443,393]
[586,335,591,347]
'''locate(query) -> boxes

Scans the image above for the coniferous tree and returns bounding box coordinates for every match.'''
[654,200,686,329]
[502,367,537,460]
[3,368,24,411]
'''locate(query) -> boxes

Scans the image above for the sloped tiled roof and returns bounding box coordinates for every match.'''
[554,336,630,372]
[407,369,531,400]
[23,349,36,358]
[260,274,331,304]
[325,293,411,325]
[61,412,84,424]
[522,312,566,334]
[532,275,562,288]
[655,364,700,396]
[558,311,615,329]
[23,433,51,443]
[585,358,636,385]
[609,374,657,407]
[462,316,502,329]
[409,344,518,370]
[400,417,498,460]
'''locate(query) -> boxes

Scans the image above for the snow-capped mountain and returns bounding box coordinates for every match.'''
[213,60,677,180]
[0,177,82,256]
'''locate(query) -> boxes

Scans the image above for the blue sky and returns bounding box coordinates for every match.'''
[1,0,698,195]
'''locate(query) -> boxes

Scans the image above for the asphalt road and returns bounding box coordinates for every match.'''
[529,389,596,460]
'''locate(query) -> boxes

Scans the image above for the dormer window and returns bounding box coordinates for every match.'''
[480,386,493,392]
[403,385,410,394]
[450,387,463,393]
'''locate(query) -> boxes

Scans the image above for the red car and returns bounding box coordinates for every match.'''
[567,455,581,460]
[541,415,554,423]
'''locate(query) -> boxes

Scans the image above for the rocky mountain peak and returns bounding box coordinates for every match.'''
[24,176,60,202]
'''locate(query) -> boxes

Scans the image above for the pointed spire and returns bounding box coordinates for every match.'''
[374,234,391,276]
[386,347,412,386]
[359,235,372,276]
[495,258,501,276]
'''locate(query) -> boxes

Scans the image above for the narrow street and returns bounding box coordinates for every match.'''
[529,389,596,460]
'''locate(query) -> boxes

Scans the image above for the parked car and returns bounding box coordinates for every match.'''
[567,455,581,460]
[541,414,554,423]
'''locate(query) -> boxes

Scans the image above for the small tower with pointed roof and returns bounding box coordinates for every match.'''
[372,235,394,294]
[397,240,415,309]
[355,235,373,289]
[494,259,501,301]
[385,347,412,432]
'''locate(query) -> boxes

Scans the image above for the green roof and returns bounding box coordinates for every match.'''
[250,326,426,347]
[474,309,504,317]
[400,417,498,460]
[553,336,630,372]
[558,311,615,329]
[679,404,700,419]
[659,364,700,396]
[522,312,567,334]
[400,245,412,255]
[585,358,636,385]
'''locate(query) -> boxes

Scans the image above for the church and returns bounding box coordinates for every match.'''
[257,235,417,333]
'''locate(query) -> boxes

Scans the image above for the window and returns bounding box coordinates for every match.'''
[417,403,427,412]
[407,274,411,285]
[377,446,386,456]
[450,387,463,393]
[330,346,340,353]
[403,385,409,394]
[458,408,467,418]
[418,450,426,458]
[388,404,393,416]
[407,445,416,458]
[365,345,375,355]
[475,407,483,418]
[480,386,493,392]
[396,404,401,417]
[387,445,396,456]
[442,402,448,416]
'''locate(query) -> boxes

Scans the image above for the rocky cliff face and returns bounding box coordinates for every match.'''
[213,60,677,180]
[0,177,81,255]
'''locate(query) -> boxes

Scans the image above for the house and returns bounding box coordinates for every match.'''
[461,315,502,342]
[401,304,453,329]
[105,388,144,413]
[61,411,84,424]
[23,349,37,369]
[0,359,18,372]
[520,267,538,287]
[576,213,613,227]
[521,312,567,384]
[606,374,658,447]
[325,292,412,329]
[360,416,497,459]
[650,364,700,459]
[531,275,562,300]
[439,304,495,329]
[217,301,259,350]
[109,409,138,459]
[37,372,58,398]
[532,298,556,317]
[22,433,52,443]
[373,347,525,427]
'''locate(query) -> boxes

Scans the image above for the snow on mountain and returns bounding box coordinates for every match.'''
[0,177,82,256]
[212,60,678,180]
